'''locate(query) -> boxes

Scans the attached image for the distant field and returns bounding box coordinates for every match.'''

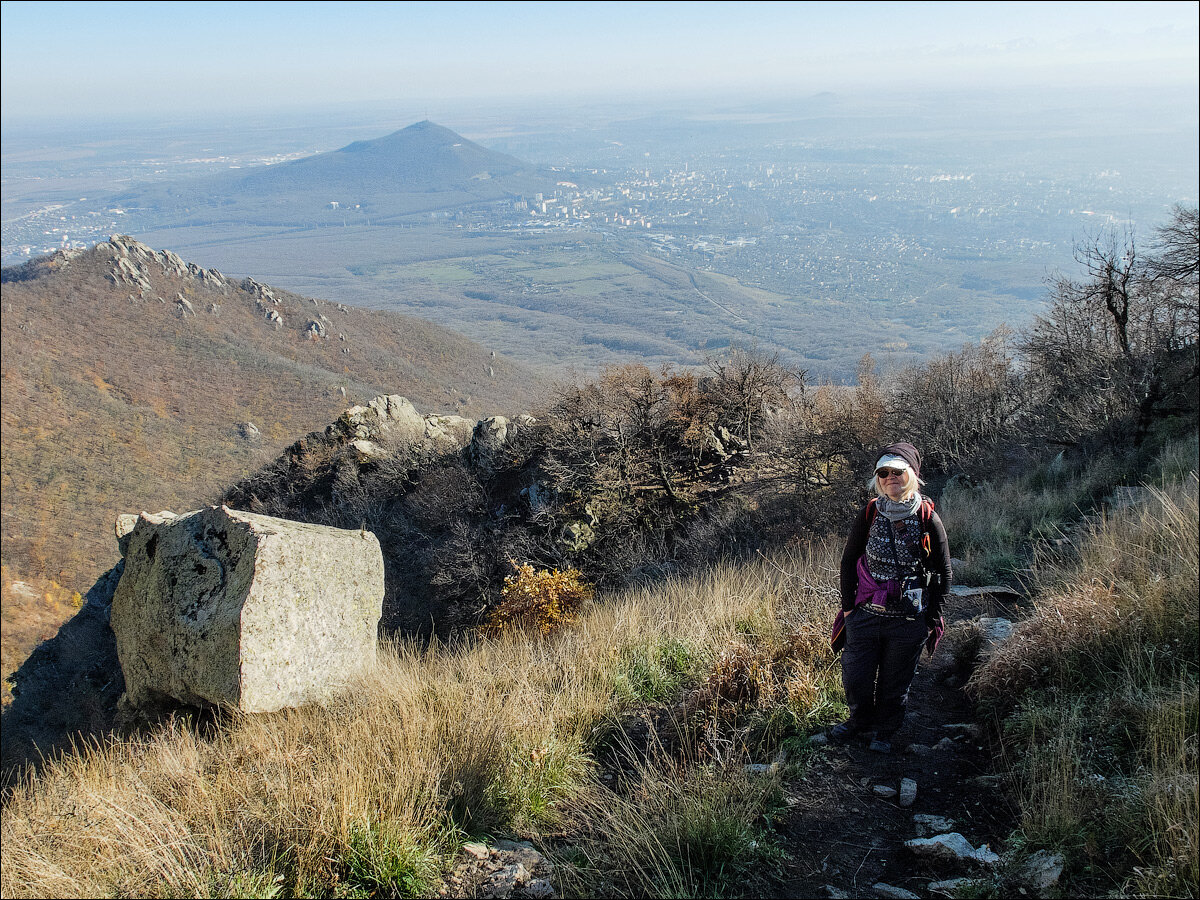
[133,219,1042,379]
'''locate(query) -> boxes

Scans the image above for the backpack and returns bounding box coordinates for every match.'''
[865,496,935,564]
[829,496,944,656]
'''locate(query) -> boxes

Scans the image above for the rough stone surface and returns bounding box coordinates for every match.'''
[439,839,555,898]
[912,814,956,837]
[424,413,475,449]
[898,777,918,807]
[115,512,140,555]
[872,883,920,899]
[948,584,1022,599]
[463,842,490,860]
[471,415,512,463]
[111,505,383,713]
[904,833,1000,867]
[873,784,899,799]
[1015,849,1065,897]
[977,616,1015,648]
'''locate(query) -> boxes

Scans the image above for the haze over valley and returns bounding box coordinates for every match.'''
[6,89,1196,378]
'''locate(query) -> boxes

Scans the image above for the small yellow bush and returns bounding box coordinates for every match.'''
[485,562,593,635]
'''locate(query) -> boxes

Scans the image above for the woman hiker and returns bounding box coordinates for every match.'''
[829,442,952,754]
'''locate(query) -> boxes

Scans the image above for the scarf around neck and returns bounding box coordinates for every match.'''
[876,492,922,522]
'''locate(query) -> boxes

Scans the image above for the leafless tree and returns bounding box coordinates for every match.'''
[891,328,1028,470]
[1022,207,1199,445]
[704,345,804,451]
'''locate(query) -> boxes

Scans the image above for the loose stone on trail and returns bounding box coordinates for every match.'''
[872,884,920,900]
[905,833,1001,866]
[912,813,957,836]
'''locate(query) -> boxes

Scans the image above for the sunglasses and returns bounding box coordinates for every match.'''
[876,468,908,479]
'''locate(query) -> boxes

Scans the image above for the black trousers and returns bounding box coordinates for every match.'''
[841,609,927,736]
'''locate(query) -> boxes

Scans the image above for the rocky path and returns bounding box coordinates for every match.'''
[774,590,1023,899]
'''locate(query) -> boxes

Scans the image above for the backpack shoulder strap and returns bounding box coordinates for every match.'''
[919,498,934,558]
[866,498,878,524]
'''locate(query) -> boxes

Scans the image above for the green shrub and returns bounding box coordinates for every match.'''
[340,820,456,899]
[560,756,783,899]
[485,734,593,831]
[613,637,700,704]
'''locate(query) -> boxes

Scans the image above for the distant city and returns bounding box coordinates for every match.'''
[4,125,1181,313]
[4,91,1196,378]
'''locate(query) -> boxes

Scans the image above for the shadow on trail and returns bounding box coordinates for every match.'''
[1,565,126,792]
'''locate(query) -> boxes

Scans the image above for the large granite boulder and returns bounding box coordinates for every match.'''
[111,505,383,713]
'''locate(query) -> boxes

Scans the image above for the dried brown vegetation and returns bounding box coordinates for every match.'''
[971,471,1199,896]
[0,241,543,697]
[0,211,1196,898]
[0,548,837,899]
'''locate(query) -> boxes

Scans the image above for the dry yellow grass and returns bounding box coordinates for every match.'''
[0,543,841,899]
[972,472,1199,895]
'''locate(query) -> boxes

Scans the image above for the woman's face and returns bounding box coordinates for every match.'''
[877,467,909,501]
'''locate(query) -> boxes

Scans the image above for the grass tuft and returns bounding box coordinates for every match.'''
[0,545,838,899]
[972,462,1198,895]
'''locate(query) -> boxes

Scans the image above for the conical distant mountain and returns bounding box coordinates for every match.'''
[266,120,525,187]
[229,120,528,196]
[116,121,550,226]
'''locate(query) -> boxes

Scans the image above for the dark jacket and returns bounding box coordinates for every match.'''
[839,499,952,624]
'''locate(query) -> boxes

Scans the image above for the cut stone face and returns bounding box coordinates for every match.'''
[111,506,383,713]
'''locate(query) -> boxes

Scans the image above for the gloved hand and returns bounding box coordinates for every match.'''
[924,613,945,657]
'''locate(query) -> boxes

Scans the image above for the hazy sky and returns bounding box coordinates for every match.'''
[2,1,1198,120]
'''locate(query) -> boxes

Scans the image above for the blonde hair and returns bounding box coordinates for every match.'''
[868,468,924,502]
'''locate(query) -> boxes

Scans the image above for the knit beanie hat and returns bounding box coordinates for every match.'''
[875,442,922,478]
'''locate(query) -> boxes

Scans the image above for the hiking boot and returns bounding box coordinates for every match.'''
[869,734,893,754]
[829,721,860,742]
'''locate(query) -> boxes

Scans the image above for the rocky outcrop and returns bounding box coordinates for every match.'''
[242,277,279,303]
[330,394,477,453]
[441,838,556,898]
[96,235,229,298]
[110,506,383,713]
[306,315,332,339]
[470,414,535,466]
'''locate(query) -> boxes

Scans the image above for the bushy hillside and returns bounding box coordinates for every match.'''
[0,209,1195,898]
[2,442,1195,899]
[0,236,543,696]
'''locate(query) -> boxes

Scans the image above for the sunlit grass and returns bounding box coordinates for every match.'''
[0,544,839,899]
[972,465,1199,895]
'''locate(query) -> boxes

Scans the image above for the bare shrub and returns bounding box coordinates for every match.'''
[1022,208,1199,447]
[890,328,1028,473]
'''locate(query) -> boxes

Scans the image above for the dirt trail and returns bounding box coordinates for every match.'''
[775,591,1021,898]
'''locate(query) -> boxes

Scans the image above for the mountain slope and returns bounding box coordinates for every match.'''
[115,121,551,226]
[0,236,544,691]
